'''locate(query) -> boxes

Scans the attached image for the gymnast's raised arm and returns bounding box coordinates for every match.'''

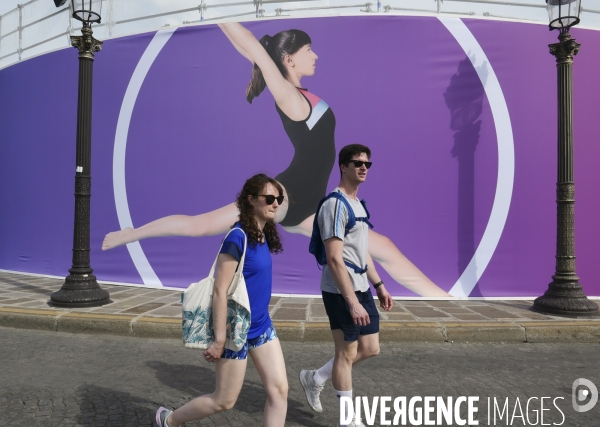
[219,22,310,120]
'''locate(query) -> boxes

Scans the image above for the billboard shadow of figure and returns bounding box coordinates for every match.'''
[74,385,156,426]
[444,56,488,294]
[102,21,449,297]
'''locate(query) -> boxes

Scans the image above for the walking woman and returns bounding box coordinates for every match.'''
[102,21,449,297]
[156,174,288,427]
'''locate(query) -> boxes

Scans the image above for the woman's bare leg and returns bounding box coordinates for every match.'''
[368,230,451,297]
[102,203,240,250]
[168,357,248,427]
[249,339,288,427]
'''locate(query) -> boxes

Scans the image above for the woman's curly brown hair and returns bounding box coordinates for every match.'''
[235,174,283,254]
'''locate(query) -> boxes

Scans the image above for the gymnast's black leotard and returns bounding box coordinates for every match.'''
[275,88,336,227]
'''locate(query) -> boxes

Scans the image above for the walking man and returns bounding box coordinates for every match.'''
[300,144,393,426]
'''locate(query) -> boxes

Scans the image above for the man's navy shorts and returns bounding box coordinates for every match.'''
[322,290,380,341]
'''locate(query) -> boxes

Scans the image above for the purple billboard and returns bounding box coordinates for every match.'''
[1,16,599,298]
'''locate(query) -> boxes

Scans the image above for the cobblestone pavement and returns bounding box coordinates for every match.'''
[3,270,600,344]
[1,269,596,322]
[1,327,599,427]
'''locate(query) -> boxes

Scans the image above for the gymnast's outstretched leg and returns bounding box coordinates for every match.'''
[281,216,450,297]
[368,229,450,297]
[102,203,240,250]
[281,214,313,237]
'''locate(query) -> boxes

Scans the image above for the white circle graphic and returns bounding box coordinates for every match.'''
[113,19,515,296]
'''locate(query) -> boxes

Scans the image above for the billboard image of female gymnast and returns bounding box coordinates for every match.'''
[102,22,450,297]
[4,16,599,297]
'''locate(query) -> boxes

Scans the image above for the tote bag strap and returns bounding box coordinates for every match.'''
[207,227,248,278]
[237,229,248,272]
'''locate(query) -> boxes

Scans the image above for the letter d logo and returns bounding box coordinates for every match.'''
[572,378,598,413]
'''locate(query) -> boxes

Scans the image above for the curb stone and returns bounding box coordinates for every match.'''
[133,316,182,338]
[57,312,136,336]
[0,307,66,332]
[517,321,600,343]
[2,307,599,343]
[380,322,445,342]
[444,322,526,343]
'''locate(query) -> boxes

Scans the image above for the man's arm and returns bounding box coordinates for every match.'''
[366,252,393,311]
[324,237,370,326]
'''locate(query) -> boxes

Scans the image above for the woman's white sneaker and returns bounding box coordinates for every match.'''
[156,406,174,427]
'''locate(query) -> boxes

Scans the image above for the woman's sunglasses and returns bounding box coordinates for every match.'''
[348,160,372,169]
[258,194,285,205]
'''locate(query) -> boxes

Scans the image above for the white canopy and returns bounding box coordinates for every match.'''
[1,0,600,70]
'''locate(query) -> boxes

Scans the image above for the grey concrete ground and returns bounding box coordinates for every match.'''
[2,270,600,343]
[1,327,599,427]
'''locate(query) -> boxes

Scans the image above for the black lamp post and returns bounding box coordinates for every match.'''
[533,0,599,316]
[50,0,110,307]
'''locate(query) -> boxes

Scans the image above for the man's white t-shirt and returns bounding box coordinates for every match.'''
[318,188,370,294]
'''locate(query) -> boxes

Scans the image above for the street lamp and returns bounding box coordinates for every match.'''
[532,0,598,316]
[50,0,110,307]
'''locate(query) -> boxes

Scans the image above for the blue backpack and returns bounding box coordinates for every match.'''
[308,191,374,274]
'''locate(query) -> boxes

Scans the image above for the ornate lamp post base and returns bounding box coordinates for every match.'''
[50,272,110,308]
[533,280,599,317]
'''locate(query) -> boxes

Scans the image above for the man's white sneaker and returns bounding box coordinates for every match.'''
[337,417,366,427]
[299,369,324,413]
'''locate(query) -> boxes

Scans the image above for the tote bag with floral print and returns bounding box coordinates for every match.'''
[182,228,251,351]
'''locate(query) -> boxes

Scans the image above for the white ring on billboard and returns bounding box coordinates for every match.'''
[114,18,514,295]
[113,28,176,287]
[439,17,515,297]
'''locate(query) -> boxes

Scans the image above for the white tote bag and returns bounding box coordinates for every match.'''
[182,228,251,351]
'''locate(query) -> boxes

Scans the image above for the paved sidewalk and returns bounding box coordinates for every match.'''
[1,270,599,343]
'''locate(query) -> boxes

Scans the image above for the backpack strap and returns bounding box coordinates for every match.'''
[309,191,372,274]
[355,199,374,229]
[344,260,368,275]
[329,192,370,274]
[324,192,373,235]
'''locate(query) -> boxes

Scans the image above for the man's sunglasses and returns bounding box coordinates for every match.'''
[347,160,372,169]
[258,194,285,205]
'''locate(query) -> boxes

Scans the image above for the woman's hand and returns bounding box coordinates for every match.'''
[203,341,225,363]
